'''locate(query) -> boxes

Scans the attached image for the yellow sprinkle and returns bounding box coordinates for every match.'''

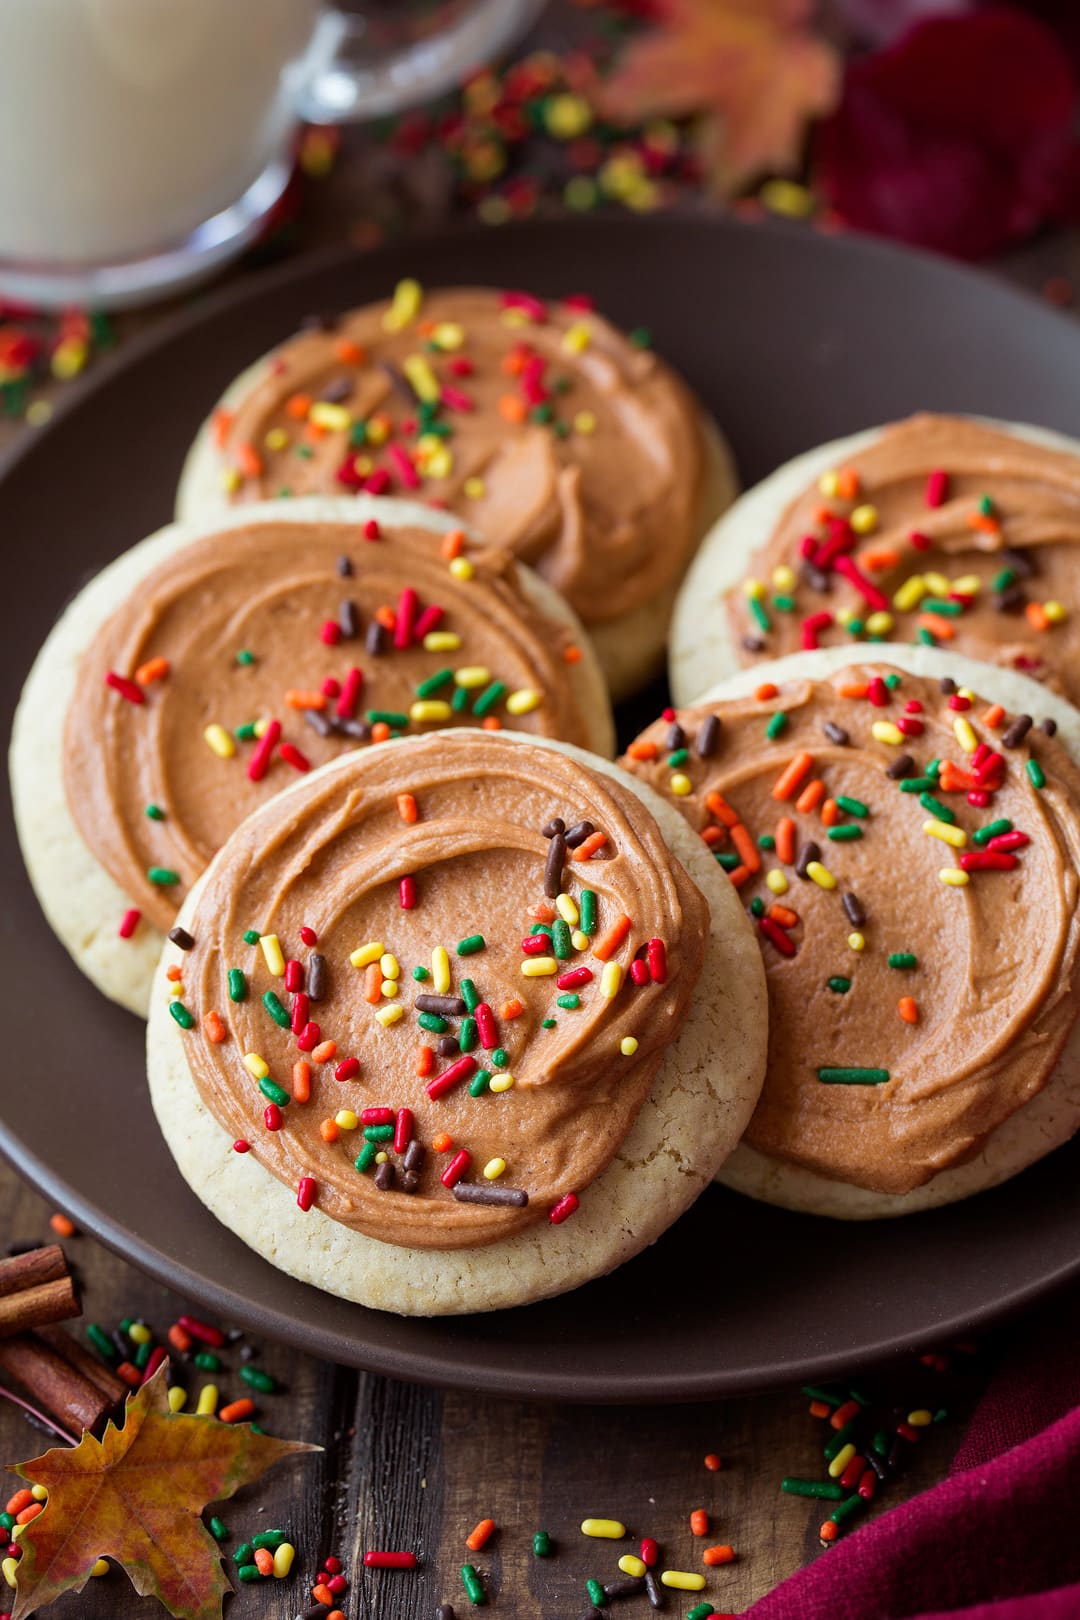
[91,1558,110,1578]
[759,176,815,218]
[806,860,836,890]
[600,961,623,999]
[772,564,797,591]
[619,1556,647,1579]
[203,722,235,759]
[954,717,978,753]
[924,819,968,849]
[545,91,593,139]
[463,476,486,499]
[489,1073,514,1093]
[871,721,904,746]
[167,1385,187,1412]
[952,574,982,596]
[309,401,351,432]
[170,982,184,999]
[25,399,53,426]
[958,687,974,701]
[765,869,789,896]
[410,700,452,723]
[335,1110,358,1131]
[571,930,589,951]
[243,1053,269,1080]
[573,410,596,435]
[743,577,766,600]
[581,1519,626,1539]
[272,1543,296,1579]
[380,953,400,981]
[264,427,289,451]
[483,1157,506,1180]
[620,1036,639,1057]
[923,570,951,597]
[380,980,399,999]
[506,688,541,716]
[432,946,451,993]
[848,932,865,952]
[2,1557,17,1589]
[196,1384,219,1416]
[893,575,927,612]
[836,607,858,628]
[375,1151,388,1163]
[455,665,491,688]
[850,504,878,535]
[500,306,530,327]
[51,338,88,379]
[424,631,462,652]
[30,1486,47,1502]
[253,716,270,738]
[660,1571,706,1592]
[521,956,558,977]
[1044,599,1067,624]
[128,1322,152,1345]
[864,611,894,636]
[449,557,475,581]
[421,446,453,482]
[431,321,465,351]
[940,867,970,887]
[383,276,422,332]
[350,941,384,969]
[365,416,390,446]
[828,1443,855,1479]
[220,466,241,494]
[375,1003,403,1026]
[818,470,840,498]
[907,1408,933,1427]
[259,933,285,976]
[670,772,695,797]
[556,893,580,926]
[403,354,440,402]
[562,321,592,354]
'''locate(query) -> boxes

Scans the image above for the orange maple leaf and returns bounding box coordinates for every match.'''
[8,1365,319,1620]
[598,0,841,193]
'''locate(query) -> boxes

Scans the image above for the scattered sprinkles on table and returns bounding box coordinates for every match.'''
[726,416,1080,705]
[622,660,1080,1197]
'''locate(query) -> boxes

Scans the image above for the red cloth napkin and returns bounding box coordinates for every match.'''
[746,1290,1080,1620]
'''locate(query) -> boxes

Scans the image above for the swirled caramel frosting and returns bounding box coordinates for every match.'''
[727,416,1080,703]
[206,283,707,625]
[168,731,708,1247]
[622,663,1080,1194]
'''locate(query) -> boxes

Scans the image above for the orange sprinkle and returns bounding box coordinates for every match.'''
[627,740,659,761]
[701,825,724,848]
[572,830,608,861]
[812,504,833,525]
[16,1503,43,1526]
[432,1132,454,1154]
[416,1045,434,1078]
[703,1545,735,1567]
[285,392,312,419]
[809,1400,831,1419]
[312,1040,338,1065]
[755,682,779,701]
[375,604,396,631]
[860,547,900,571]
[771,750,814,802]
[302,420,327,444]
[690,1509,709,1537]
[703,1453,722,1471]
[821,798,840,828]
[219,1398,256,1424]
[981,704,1005,729]
[363,963,382,1004]
[836,680,869,699]
[563,645,583,664]
[501,349,527,376]
[968,511,1000,534]
[4,1491,32,1516]
[168,1324,192,1353]
[320,1119,340,1144]
[593,914,632,961]
[730,822,761,873]
[529,903,556,924]
[211,407,234,448]
[498,394,528,423]
[397,792,418,824]
[371,721,391,743]
[235,441,263,479]
[335,339,365,365]
[165,964,182,981]
[775,817,796,864]
[135,655,170,685]
[769,904,798,929]
[820,1522,838,1543]
[898,997,919,1025]
[254,1548,275,1577]
[500,998,524,1020]
[795,779,826,815]
[728,864,751,887]
[705,790,739,829]
[939,763,977,791]
[481,716,502,730]
[285,689,325,710]
[49,1212,76,1238]
[328,1612,346,1620]
[440,528,466,559]
[292,1060,311,1103]
[835,468,860,499]
[466,1519,496,1552]
[203,1010,227,1045]
[919,612,956,639]
[1025,602,1050,632]
[312,1585,334,1608]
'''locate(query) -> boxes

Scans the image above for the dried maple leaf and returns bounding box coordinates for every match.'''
[8,1364,318,1620]
[598,0,841,192]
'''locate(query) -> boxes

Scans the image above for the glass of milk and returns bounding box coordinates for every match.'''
[0,0,546,309]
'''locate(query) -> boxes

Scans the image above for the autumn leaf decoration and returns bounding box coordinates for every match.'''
[599,0,841,194]
[7,1364,319,1620]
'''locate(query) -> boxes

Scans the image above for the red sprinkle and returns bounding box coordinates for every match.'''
[233,1139,251,1154]
[868,676,888,707]
[280,742,310,773]
[521,934,550,955]
[400,875,417,910]
[394,587,419,649]
[549,1191,579,1225]
[118,908,141,939]
[140,1346,167,1384]
[428,1055,478,1100]
[177,1314,225,1348]
[300,925,318,946]
[247,719,282,782]
[925,469,949,507]
[297,1021,320,1052]
[834,554,889,611]
[264,1104,283,1131]
[297,1176,316,1212]
[105,671,145,704]
[363,1552,418,1570]
[759,916,796,957]
[556,966,593,990]
[394,1108,413,1153]
[335,1057,360,1083]
[363,519,381,540]
[646,937,667,983]
[987,830,1030,852]
[413,603,444,639]
[441,1149,471,1188]
[290,993,310,1035]
[320,619,342,646]
[640,1538,658,1568]
[337,667,363,720]
[361,1108,393,1126]
[959,851,1019,872]
[475,1003,498,1050]
[629,958,649,986]
[285,959,303,994]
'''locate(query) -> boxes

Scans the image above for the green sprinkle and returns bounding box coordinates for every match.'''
[194,1351,221,1372]
[258,1078,290,1108]
[491,1048,508,1068]
[686,1605,712,1620]
[884,673,902,689]
[169,1001,195,1030]
[530,922,553,936]
[979,493,995,515]
[1027,758,1046,789]
[781,1478,845,1500]
[888,953,917,970]
[716,851,741,871]
[846,619,864,638]
[235,721,258,741]
[249,1424,265,1435]
[759,833,776,850]
[262,990,290,1028]
[461,1564,486,1605]
[531,402,554,425]
[973,817,1012,847]
[251,1528,286,1549]
[418,1011,448,1034]
[919,793,955,823]
[228,969,247,1002]
[872,1428,891,1457]
[461,977,481,1011]
[233,1543,253,1566]
[416,667,453,698]
[459,1016,478,1052]
[773,593,797,612]
[749,597,771,634]
[801,1384,843,1405]
[364,1124,394,1142]
[992,567,1017,593]
[580,890,598,935]
[551,919,572,959]
[243,929,261,945]
[541,1018,556,1029]
[472,680,506,717]
[237,1565,263,1583]
[749,896,765,917]
[145,803,164,820]
[134,1340,152,1369]
[921,598,962,616]
[533,1531,552,1557]
[898,777,936,793]
[366,709,408,727]
[413,965,431,981]
[0,1515,13,1532]
[818,1067,890,1085]
[235,649,255,666]
[552,419,571,438]
[468,1069,492,1097]
[917,627,936,646]
[927,758,942,779]
[452,684,471,713]
[668,747,689,767]
[827,825,863,841]
[86,1323,116,1361]
[240,1365,278,1394]
[294,444,313,459]
[349,420,366,445]
[629,326,651,348]
[827,977,851,994]
[765,711,788,740]
[557,993,580,1010]
[355,1141,378,1173]
[148,866,180,886]
[835,795,869,818]
[586,1580,605,1607]
[209,1518,229,1542]
[457,934,485,956]
[829,1495,866,1529]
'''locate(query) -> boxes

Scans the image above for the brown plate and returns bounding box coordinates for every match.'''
[3,216,1080,1400]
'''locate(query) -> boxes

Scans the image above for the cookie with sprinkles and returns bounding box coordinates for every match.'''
[11,495,613,1017]
[622,644,1080,1217]
[671,415,1080,708]
[145,730,766,1313]
[176,283,737,700]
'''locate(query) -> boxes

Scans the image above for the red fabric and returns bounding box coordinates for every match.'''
[745,1291,1080,1620]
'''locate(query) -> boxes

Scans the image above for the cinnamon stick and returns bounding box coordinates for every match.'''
[0,1333,113,1434]
[35,1324,127,1404]
[0,1275,80,1339]
[0,1245,68,1298]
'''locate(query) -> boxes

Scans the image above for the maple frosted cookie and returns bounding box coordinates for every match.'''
[145,730,767,1314]
[622,644,1080,1217]
[671,415,1080,707]
[11,496,612,1018]
[177,283,736,699]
